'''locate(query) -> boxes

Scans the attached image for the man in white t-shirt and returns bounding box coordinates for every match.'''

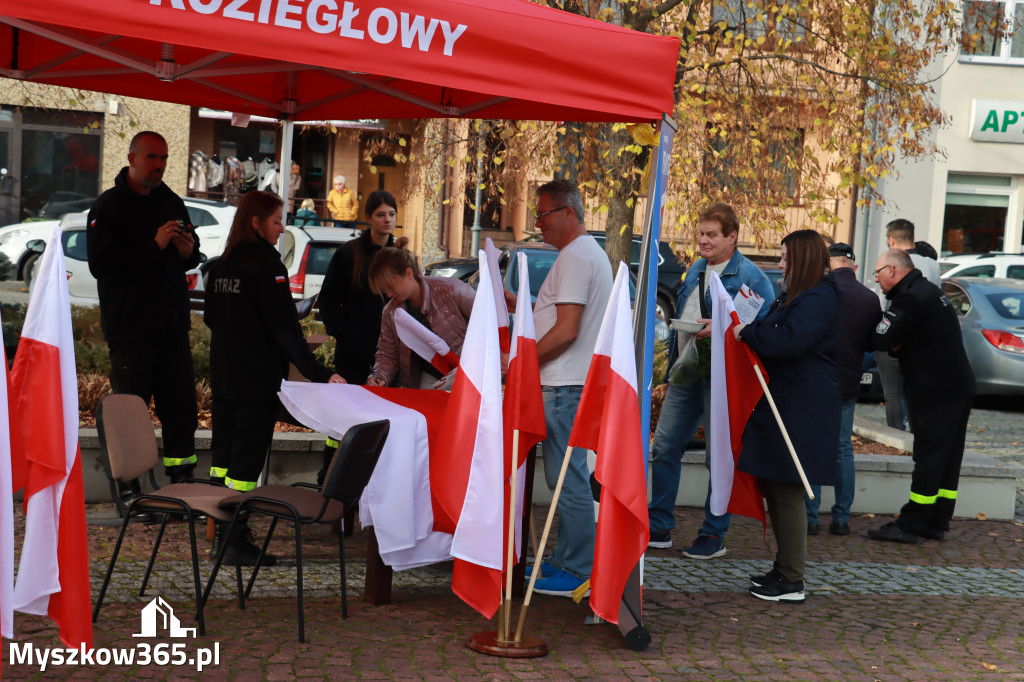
[507,179,612,597]
[875,218,941,432]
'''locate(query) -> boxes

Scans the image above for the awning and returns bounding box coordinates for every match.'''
[0,0,679,123]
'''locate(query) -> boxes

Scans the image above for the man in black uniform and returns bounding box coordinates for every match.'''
[868,249,975,544]
[88,131,201,483]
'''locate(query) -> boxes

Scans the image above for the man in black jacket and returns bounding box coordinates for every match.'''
[868,249,975,544]
[88,131,201,483]
[805,243,881,536]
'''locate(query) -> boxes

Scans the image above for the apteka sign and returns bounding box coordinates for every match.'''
[149,0,468,56]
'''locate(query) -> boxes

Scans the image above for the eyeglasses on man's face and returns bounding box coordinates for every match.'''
[534,205,569,222]
[873,264,892,277]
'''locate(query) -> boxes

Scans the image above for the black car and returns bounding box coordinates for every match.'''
[423,256,478,281]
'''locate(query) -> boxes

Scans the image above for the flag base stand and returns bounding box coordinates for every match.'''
[467,631,548,658]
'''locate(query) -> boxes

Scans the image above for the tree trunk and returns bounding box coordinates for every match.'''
[604,124,642,271]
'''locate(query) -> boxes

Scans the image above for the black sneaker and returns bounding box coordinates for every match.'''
[807,522,819,536]
[750,578,805,602]
[829,521,850,536]
[648,529,672,550]
[868,521,919,544]
[749,563,783,588]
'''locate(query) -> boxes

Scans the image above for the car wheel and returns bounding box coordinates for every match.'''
[656,293,674,322]
[22,253,40,289]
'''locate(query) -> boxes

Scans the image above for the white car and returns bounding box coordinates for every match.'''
[28,212,204,308]
[0,218,60,284]
[280,224,361,301]
[0,197,235,287]
[940,254,1024,280]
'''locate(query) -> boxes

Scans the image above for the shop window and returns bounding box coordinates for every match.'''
[961,0,1024,63]
[942,174,1012,254]
[19,109,102,222]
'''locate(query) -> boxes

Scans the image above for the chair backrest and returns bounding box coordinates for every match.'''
[322,419,390,509]
[96,394,160,482]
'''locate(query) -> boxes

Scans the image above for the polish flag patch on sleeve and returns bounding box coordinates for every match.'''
[275,275,287,284]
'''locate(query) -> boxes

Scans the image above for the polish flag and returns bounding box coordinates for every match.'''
[431,251,504,619]
[502,252,545,563]
[8,224,92,648]
[394,307,460,375]
[0,321,15,639]
[707,271,767,525]
[568,262,648,624]
[484,238,511,354]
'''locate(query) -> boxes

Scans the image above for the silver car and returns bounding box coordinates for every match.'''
[942,277,1024,396]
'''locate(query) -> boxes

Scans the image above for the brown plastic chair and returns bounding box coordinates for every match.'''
[92,394,233,636]
[202,419,390,642]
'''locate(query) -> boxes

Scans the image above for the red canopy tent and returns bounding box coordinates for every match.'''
[0,0,679,651]
[0,0,677,122]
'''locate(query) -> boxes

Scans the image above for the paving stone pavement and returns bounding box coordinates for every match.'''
[6,506,1024,679]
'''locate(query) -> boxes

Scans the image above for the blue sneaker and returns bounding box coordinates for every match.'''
[682,535,727,559]
[524,561,557,579]
[532,569,588,597]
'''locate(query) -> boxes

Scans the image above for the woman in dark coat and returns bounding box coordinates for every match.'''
[205,191,343,565]
[733,229,840,602]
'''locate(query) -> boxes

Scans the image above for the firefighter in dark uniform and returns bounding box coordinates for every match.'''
[204,190,344,565]
[868,248,975,544]
[87,130,200,484]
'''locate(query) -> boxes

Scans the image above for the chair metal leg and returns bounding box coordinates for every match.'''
[243,516,279,599]
[93,513,132,623]
[139,513,169,597]
[185,516,206,636]
[201,512,240,611]
[338,521,347,619]
[295,522,304,643]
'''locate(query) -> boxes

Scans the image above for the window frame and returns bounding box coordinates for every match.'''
[960,0,1024,65]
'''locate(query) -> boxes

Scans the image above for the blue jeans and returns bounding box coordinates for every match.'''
[541,385,594,580]
[648,381,731,539]
[806,398,856,524]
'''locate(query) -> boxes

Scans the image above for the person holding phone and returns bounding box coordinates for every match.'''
[87,130,202,484]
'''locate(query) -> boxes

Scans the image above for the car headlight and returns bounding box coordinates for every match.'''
[429,267,458,278]
[0,229,30,245]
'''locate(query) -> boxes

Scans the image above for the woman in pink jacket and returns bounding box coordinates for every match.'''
[366,239,475,388]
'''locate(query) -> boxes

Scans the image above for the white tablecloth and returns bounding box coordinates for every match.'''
[278,381,453,569]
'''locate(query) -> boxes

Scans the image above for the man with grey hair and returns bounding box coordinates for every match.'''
[88,130,201,483]
[506,178,611,596]
[868,248,974,544]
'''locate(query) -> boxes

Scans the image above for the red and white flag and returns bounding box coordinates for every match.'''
[484,238,511,354]
[568,262,648,624]
[8,224,92,648]
[393,307,460,375]
[502,252,545,563]
[707,271,767,526]
[0,320,15,639]
[431,251,504,619]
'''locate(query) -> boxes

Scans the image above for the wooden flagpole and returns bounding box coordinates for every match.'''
[514,444,574,641]
[752,365,813,499]
[502,430,521,639]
